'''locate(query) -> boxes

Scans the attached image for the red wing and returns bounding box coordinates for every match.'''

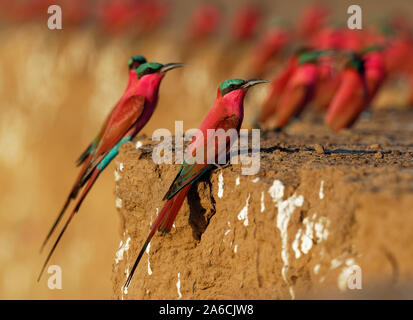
[94,95,145,159]
[163,114,241,200]
[215,114,242,132]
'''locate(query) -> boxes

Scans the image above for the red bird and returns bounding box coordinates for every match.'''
[325,49,386,132]
[270,50,321,129]
[38,60,183,281]
[257,52,299,127]
[325,54,368,132]
[40,55,147,255]
[124,78,268,289]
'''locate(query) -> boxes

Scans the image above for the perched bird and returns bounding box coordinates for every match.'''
[124,78,268,289]
[40,55,147,254]
[38,60,183,281]
[325,48,386,132]
[325,54,368,131]
[257,50,301,128]
[269,50,322,129]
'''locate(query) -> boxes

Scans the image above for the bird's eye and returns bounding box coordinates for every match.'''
[138,67,155,78]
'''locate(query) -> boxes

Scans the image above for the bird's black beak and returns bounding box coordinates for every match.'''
[241,78,269,89]
[160,63,184,73]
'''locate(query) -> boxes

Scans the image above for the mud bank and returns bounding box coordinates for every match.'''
[112,109,413,299]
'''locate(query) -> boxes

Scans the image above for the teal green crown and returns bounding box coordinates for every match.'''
[128,55,147,70]
[136,62,163,79]
[220,79,245,96]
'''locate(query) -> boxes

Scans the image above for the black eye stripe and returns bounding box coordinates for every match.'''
[138,67,156,78]
[222,84,240,96]
[129,60,141,70]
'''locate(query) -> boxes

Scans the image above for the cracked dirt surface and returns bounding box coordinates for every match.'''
[112,109,413,299]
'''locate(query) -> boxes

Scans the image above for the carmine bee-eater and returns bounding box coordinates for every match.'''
[257,50,301,128]
[325,49,386,132]
[270,50,324,129]
[38,60,184,281]
[325,54,368,132]
[40,55,147,255]
[124,78,268,289]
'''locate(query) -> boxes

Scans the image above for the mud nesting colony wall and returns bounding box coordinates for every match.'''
[112,110,413,299]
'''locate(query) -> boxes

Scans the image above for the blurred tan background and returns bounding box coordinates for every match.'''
[0,0,413,299]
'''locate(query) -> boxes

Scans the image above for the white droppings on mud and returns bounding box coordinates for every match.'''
[235,176,240,186]
[252,177,260,183]
[115,237,131,264]
[331,258,343,269]
[345,258,355,266]
[319,180,325,199]
[222,221,231,242]
[260,191,265,212]
[115,198,122,208]
[301,218,314,254]
[119,162,124,172]
[268,180,285,202]
[176,273,182,299]
[314,217,330,242]
[218,172,224,198]
[292,229,302,259]
[269,179,304,300]
[136,141,143,149]
[117,230,131,300]
[314,264,321,274]
[237,193,250,227]
[146,242,152,276]
[234,244,238,253]
[114,169,121,181]
[292,215,330,258]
